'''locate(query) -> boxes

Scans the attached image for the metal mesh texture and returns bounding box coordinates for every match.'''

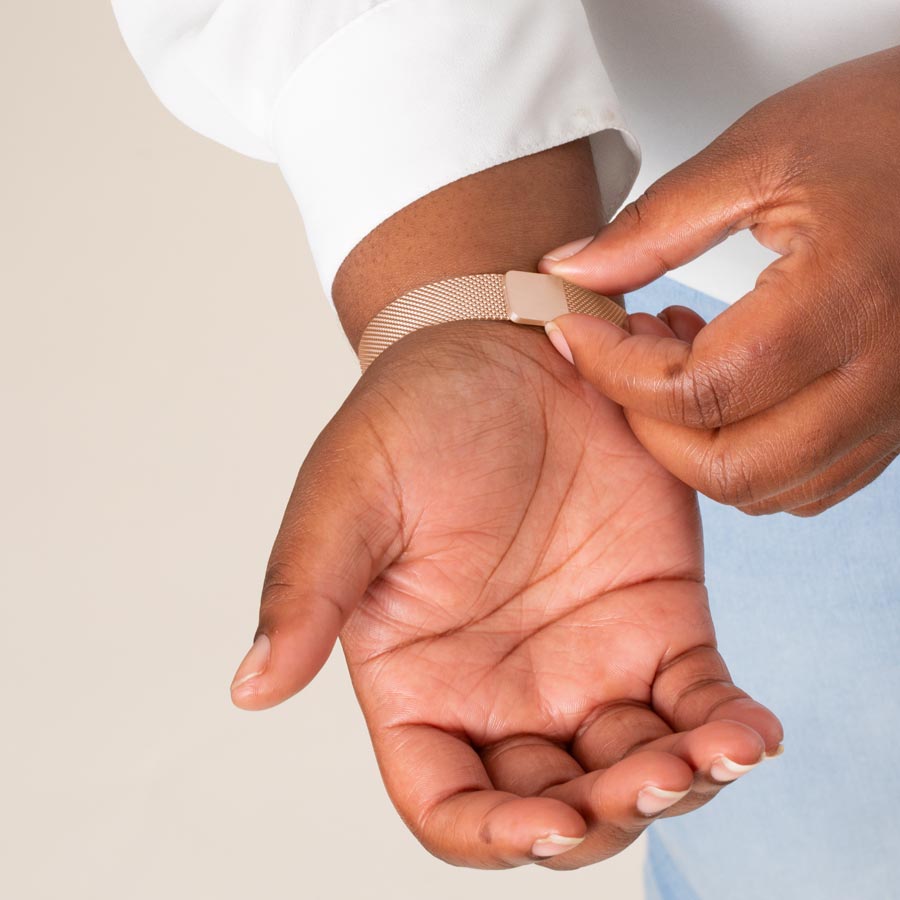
[358,274,627,371]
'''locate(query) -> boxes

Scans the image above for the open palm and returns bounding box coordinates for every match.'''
[232,322,782,869]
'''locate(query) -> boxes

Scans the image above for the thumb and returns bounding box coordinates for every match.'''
[230,414,402,711]
[539,139,765,295]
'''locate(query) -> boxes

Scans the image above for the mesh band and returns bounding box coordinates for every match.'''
[358,273,627,371]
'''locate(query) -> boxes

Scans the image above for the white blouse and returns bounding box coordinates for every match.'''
[112,0,900,304]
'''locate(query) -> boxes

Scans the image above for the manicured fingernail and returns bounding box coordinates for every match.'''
[710,755,761,783]
[531,834,586,858]
[541,235,594,267]
[764,743,785,760]
[231,634,270,692]
[636,786,691,817]
[544,321,574,364]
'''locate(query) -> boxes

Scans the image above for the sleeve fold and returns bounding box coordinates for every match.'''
[113,0,641,300]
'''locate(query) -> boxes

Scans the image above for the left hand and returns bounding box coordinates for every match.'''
[230,321,782,870]
[541,45,900,516]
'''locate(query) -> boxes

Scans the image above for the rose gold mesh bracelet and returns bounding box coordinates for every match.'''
[357,270,627,372]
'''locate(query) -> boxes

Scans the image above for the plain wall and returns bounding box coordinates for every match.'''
[0,4,644,898]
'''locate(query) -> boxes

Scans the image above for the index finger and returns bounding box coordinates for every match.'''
[552,260,844,430]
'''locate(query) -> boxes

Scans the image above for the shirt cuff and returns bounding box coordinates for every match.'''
[271,0,641,302]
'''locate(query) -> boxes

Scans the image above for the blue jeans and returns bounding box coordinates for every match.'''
[625,280,900,900]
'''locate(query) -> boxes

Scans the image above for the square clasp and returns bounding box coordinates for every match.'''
[504,271,569,326]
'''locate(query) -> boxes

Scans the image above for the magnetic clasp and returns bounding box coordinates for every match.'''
[504,271,569,326]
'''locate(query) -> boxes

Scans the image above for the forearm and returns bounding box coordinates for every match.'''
[332,138,604,350]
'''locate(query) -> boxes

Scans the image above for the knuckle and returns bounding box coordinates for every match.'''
[617,186,679,276]
[671,360,732,429]
[619,191,652,230]
[259,560,299,615]
[699,446,758,506]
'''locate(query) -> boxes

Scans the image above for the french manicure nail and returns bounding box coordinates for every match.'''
[544,322,574,365]
[541,235,594,266]
[231,633,271,691]
[636,785,691,817]
[531,833,586,858]
[764,743,785,760]
[710,755,761,783]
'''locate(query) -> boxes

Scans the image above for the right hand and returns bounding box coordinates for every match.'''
[229,320,783,869]
[540,47,900,516]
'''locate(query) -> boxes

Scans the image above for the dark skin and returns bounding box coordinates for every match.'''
[230,141,782,869]
[543,46,900,516]
[333,139,613,348]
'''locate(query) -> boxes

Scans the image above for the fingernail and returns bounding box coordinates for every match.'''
[636,785,691,817]
[544,321,574,365]
[657,310,670,327]
[710,755,761,783]
[541,235,594,268]
[764,743,785,760]
[231,633,270,692]
[531,833,586,858]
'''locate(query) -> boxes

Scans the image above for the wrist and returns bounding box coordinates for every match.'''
[369,317,553,379]
[357,270,626,372]
[332,139,604,350]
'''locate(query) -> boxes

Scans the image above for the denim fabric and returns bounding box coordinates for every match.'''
[626,279,900,900]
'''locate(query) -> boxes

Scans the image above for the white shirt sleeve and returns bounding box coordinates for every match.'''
[112,0,640,301]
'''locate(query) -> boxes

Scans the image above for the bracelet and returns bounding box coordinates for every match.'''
[357,271,626,371]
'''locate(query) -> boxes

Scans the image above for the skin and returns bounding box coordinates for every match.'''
[333,138,611,348]
[229,143,781,869]
[542,46,900,517]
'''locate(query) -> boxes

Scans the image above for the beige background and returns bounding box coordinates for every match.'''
[0,4,644,898]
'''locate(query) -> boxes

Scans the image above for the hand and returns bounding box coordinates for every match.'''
[229,322,782,869]
[541,45,900,516]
